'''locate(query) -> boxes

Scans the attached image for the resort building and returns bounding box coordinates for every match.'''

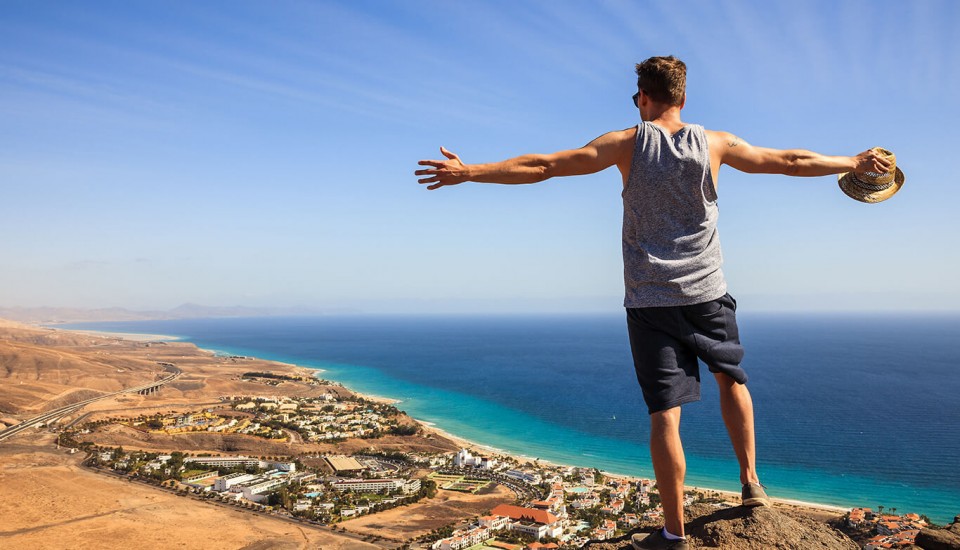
[324,455,366,475]
[237,477,288,502]
[591,519,617,540]
[453,448,497,469]
[479,515,510,530]
[511,522,549,539]
[184,456,260,469]
[184,456,295,472]
[332,478,421,494]
[214,473,256,492]
[432,526,492,550]
[489,504,563,540]
[503,469,541,485]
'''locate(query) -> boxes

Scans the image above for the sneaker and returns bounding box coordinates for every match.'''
[742,481,771,507]
[631,528,689,550]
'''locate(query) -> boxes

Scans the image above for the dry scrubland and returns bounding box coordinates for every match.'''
[338,481,515,542]
[0,432,380,550]
[0,320,457,456]
[0,320,511,550]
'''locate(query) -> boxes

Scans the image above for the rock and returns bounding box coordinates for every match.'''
[949,515,960,536]
[916,525,960,550]
[582,504,858,550]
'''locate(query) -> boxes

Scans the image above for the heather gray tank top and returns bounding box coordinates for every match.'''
[622,122,726,307]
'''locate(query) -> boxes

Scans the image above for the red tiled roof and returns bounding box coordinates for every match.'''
[490,504,559,525]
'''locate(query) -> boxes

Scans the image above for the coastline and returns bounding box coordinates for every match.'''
[49,327,183,342]
[414,413,848,514]
[57,325,851,518]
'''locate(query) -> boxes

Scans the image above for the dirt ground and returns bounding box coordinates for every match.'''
[0,321,480,549]
[0,432,380,550]
[0,321,459,457]
[338,483,517,542]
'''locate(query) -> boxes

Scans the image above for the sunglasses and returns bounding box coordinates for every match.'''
[632,92,639,106]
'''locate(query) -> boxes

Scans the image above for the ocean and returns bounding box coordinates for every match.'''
[62,313,960,524]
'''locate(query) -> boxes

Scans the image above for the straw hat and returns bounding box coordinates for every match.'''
[838,147,905,203]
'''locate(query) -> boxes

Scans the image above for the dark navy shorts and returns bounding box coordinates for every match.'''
[626,293,747,415]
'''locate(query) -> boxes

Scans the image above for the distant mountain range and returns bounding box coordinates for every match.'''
[0,303,348,325]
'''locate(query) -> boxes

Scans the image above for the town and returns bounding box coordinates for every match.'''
[57,391,935,549]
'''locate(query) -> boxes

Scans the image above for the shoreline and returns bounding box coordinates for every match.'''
[60,325,851,517]
[415,416,848,514]
[49,327,183,342]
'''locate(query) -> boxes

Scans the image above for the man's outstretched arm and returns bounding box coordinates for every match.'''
[415,128,634,190]
[707,130,893,177]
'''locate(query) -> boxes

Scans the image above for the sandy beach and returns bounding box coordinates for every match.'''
[48,328,183,342]
[416,418,848,517]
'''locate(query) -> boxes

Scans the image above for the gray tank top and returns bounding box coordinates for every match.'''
[622,122,726,307]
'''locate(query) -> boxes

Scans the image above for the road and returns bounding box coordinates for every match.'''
[0,364,182,443]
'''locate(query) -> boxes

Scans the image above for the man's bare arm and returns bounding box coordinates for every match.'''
[706,130,893,177]
[415,128,634,190]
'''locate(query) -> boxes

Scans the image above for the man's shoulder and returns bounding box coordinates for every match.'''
[588,126,638,154]
[702,128,730,140]
[607,125,638,140]
[702,129,738,154]
[602,126,638,151]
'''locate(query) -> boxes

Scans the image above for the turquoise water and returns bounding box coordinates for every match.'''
[64,315,960,524]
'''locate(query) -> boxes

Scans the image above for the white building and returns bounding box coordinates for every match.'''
[512,522,549,539]
[332,478,420,494]
[184,456,295,472]
[185,456,260,469]
[237,477,288,502]
[432,527,491,550]
[479,515,510,531]
[264,460,296,472]
[214,472,256,492]
[504,469,541,485]
[452,449,497,469]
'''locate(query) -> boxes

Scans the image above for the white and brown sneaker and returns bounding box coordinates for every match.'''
[742,482,771,507]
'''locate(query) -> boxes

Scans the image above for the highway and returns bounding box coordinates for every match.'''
[0,364,181,443]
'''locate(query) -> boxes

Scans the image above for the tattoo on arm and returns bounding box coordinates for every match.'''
[728,135,741,148]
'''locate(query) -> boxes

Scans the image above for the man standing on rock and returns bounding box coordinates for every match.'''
[416,56,892,550]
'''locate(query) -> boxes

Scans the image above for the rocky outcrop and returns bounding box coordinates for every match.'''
[915,515,960,550]
[583,504,858,550]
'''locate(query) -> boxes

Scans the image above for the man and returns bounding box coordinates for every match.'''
[415,56,892,550]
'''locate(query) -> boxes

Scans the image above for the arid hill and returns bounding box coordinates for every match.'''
[0,323,163,416]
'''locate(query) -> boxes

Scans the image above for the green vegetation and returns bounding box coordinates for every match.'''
[242,371,302,381]
[388,424,419,436]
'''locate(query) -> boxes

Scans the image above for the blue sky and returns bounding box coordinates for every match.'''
[1,0,957,313]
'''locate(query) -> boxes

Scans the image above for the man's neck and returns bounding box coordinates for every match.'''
[644,106,685,133]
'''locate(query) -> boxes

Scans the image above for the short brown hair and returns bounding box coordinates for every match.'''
[635,56,686,106]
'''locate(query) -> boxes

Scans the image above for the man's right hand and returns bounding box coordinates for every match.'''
[416,147,470,190]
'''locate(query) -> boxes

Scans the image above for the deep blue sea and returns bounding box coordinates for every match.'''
[62,313,960,524]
